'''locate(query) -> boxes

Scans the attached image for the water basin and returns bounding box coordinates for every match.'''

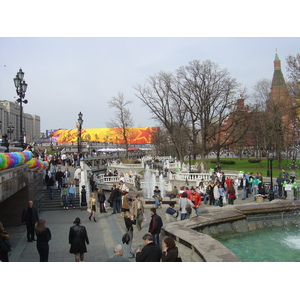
[213,225,300,262]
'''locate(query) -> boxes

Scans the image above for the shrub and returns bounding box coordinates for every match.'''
[248,159,261,163]
[210,160,236,165]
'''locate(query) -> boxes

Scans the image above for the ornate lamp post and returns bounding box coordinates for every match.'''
[269,152,275,201]
[7,123,14,141]
[13,68,28,149]
[77,112,83,153]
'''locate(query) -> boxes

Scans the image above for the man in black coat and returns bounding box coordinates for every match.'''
[55,167,64,191]
[110,184,121,214]
[148,208,163,247]
[22,201,39,242]
[135,233,162,262]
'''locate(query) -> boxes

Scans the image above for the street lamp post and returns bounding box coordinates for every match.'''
[7,123,14,141]
[13,68,28,149]
[77,112,83,154]
[188,146,191,173]
[269,153,275,201]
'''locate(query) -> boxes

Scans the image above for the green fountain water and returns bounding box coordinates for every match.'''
[213,225,300,262]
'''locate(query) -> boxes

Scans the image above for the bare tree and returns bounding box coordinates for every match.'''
[135,71,189,164]
[252,79,272,110]
[107,92,133,158]
[175,60,240,164]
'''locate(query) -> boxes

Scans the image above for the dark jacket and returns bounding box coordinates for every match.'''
[240,177,249,188]
[110,187,120,202]
[36,228,51,245]
[136,242,162,262]
[162,246,179,262]
[97,191,106,203]
[22,207,39,225]
[124,217,136,232]
[69,224,89,254]
[55,171,64,181]
[149,213,163,234]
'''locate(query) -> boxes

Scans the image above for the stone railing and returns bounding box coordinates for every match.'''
[96,174,135,186]
[108,162,143,169]
[170,172,238,183]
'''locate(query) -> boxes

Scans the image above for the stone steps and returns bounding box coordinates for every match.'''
[41,188,81,211]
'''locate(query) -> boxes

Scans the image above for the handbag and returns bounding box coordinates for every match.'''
[142,213,147,222]
[0,238,11,252]
[122,232,130,245]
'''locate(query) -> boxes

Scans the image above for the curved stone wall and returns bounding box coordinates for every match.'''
[161,200,300,262]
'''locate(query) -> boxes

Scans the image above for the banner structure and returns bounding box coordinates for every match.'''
[51,127,159,144]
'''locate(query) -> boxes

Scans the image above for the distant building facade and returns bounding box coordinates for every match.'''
[0,100,40,143]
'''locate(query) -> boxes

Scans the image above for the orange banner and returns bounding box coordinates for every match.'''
[52,127,159,144]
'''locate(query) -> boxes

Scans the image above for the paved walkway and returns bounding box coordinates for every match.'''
[5,188,262,262]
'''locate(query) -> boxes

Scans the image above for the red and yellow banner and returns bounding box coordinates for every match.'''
[52,127,159,144]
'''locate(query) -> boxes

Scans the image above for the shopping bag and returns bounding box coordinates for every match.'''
[142,213,147,222]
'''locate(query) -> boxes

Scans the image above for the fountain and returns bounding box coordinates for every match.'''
[159,174,165,197]
[143,165,167,199]
[143,165,157,198]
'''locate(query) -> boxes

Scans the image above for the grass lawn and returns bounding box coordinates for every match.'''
[185,158,300,178]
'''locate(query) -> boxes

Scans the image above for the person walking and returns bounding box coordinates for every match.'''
[55,167,64,191]
[48,176,55,199]
[22,200,39,242]
[61,183,69,210]
[74,166,81,187]
[97,187,107,213]
[35,219,51,262]
[0,221,11,262]
[124,211,136,258]
[69,217,89,262]
[63,167,71,185]
[132,195,145,231]
[121,190,130,214]
[110,184,121,214]
[148,208,163,247]
[88,192,97,222]
[68,181,76,208]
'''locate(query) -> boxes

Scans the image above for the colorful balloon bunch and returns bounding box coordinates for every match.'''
[26,158,49,170]
[0,151,33,170]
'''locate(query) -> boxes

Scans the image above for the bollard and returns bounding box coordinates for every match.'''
[81,185,87,206]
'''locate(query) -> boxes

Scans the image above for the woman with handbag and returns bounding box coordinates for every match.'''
[35,219,51,262]
[88,192,97,222]
[0,221,11,262]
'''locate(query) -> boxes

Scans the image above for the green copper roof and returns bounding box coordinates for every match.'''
[275,51,280,61]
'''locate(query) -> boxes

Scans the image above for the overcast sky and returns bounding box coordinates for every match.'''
[0,2,299,133]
